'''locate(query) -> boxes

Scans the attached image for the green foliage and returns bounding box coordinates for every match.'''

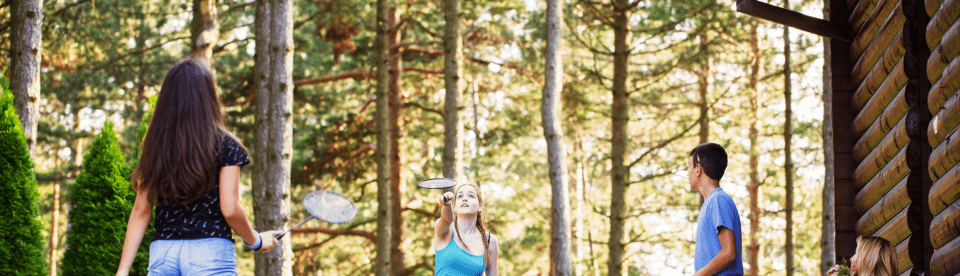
[0,74,48,276]
[62,122,148,276]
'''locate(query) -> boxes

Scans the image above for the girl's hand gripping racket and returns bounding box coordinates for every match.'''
[418,178,457,204]
[275,190,357,239]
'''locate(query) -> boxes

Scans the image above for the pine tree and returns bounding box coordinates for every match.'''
[0,74,47,276]
[62,122,144,276]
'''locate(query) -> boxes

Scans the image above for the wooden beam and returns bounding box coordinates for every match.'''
[926,0,960,51]
[855,177,908,235]
[929,125,960,179]
[928,57,960,114]
[930,198,960,249]
[929,163,959,215]
[931,235,960,276]
[735,0,852,43]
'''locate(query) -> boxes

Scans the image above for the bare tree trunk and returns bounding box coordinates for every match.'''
[254,0,294,275]
[574,137,587,276]
[191,0,219,61]
[820,1,837,273]
[373,0,393,273]
[50,156,61,276]
[387,9,407,276]
[747,20,762,276]
[607,0,629,274]
[543,0,571,274]
[442,0,463,186]
[10,0,42,157]
[783,12,795,276]
[698,41,710,145]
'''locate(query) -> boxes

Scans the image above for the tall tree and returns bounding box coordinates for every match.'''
[191,0,219,61]
[607,0,630,274]
[820,0,837,273]
[442,0,464,185]
[543,0,572,274]
[697,39,710,144]
[387,8,406,276]
[253,0,294,274]
[782,5,795,274]
[746,20,762,276]
[9,0,42,156]
[373,0,393,274]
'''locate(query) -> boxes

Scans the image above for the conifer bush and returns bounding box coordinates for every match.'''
[0,74,47,275]
[62,122,149,276]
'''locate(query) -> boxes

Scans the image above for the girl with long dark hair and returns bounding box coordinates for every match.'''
[116,59,280,276]
[434,183,500,276]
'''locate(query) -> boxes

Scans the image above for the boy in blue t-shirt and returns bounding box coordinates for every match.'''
[688,143,743,276]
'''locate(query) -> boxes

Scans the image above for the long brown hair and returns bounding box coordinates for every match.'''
[131,59,234,205]
[854,236,897,276]
[453,183,491,264]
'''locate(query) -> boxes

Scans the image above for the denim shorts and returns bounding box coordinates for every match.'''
[149,238,237,276]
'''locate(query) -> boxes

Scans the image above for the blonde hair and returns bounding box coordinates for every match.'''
[453,183,490,264]
[853,236,897,276]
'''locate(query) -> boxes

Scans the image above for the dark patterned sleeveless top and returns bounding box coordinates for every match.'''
[153,134,250,241]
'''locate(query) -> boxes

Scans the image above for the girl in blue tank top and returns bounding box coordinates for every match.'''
[434,183,499,276]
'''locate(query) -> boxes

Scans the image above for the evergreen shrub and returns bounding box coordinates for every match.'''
[62,122,148,276]
[0,73,47,275]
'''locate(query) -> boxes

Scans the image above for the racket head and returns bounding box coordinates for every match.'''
[302,190,357,224]
[417,178,457,189]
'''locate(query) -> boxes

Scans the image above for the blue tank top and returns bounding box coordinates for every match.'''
[435,231,487,276]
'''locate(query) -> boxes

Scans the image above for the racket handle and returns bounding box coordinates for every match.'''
[275,232,286,240]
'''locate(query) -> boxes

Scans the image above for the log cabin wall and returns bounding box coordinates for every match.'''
[833,0,935,274]
[925,0,960,274]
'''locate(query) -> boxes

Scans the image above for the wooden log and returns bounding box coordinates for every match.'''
[851,1,903,59]
[854,30,906,91]
[855,177,908,234]
[854,147,910,211]
[929,163,960,215]
[854,139,909,188]
[854,55,904,111]
[929,127,960,181]
[896,268,912,276]
[854,113,907,161]
[931,235,960,276]
[928,90,960,147]
[861,204,911,245]
[849,0,882,33]
[927,0,944,17]
[926,0,960,51]
[854,79,907,135]
[930,197,960,249]
[857,174,909,215]
[894,237,912,275]
[853,91,909,182]
[928,55,960,114]
[927,18,960,83]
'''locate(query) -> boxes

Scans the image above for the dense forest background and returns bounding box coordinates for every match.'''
[1,0,830,274]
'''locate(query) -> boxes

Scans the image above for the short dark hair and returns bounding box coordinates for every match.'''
[689,143,727,181]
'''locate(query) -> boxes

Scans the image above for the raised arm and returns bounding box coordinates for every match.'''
[116,188,153,276]
[219,165,280,252]
[434,192,455,248]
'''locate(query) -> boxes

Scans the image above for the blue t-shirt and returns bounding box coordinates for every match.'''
[695,188,743,275]
[436,231,488,276]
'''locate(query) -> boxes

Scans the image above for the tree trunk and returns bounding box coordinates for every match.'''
[373,0,393,273]
[820,1,837,273]
[254,0,294,275]
[698,40,710,145]
[607,0,629,274]
[191,0,219,61]
[747,20,762,276]
[543,0,571,274]
[387,9,406,276]
[50,156,61,276]
[442,0,463,186]
[783,13,795,276]
[574,137,587,276]
[10,0,42,157]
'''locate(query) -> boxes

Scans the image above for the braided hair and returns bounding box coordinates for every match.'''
[453,183,490,264]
